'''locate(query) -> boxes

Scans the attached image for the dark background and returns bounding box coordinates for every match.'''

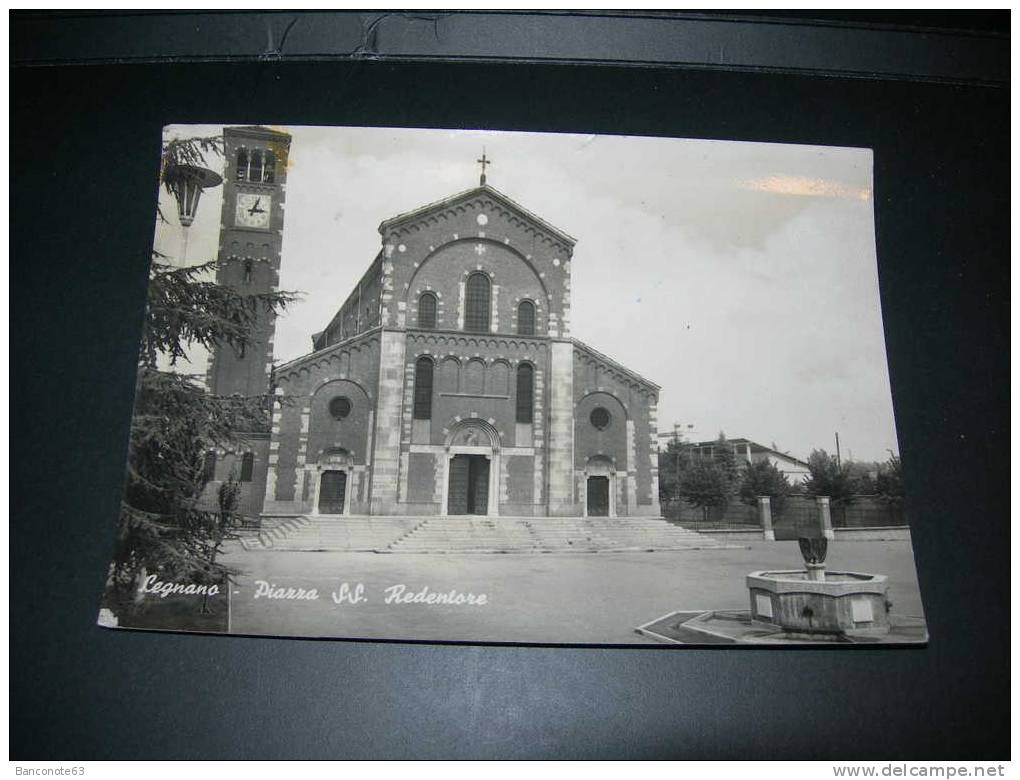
[10,11,1009,759]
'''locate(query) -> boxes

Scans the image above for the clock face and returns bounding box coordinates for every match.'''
[235,192,272,228]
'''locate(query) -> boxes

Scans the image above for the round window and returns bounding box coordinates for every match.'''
[329,396,352,420]
[590,407,611,431]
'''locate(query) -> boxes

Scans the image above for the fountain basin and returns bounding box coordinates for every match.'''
[747,570,890,637]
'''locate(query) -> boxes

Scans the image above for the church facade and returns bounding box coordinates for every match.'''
[206,127,662,520]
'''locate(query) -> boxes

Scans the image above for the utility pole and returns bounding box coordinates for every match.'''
[835,432,842,469]
[672,423,685,505]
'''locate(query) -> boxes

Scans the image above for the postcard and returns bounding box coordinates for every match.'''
[98,124,926,645]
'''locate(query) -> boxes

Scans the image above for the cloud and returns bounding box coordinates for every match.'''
[743,175,872,201]
[155,125,898,461]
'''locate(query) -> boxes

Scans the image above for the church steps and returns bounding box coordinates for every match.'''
[241,515,738,553]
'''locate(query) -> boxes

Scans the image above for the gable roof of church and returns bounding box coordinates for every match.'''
[377,183,577,248]
[226,125,292,140]
[273,326,382,381]
[573,338,660,395]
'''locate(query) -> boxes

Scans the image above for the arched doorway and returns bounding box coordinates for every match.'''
[318,471,347,515]
[583,456,616,518]
[441,421,500,517]
[313,448,352,516]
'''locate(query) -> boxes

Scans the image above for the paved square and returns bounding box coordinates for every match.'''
[220,540,925,644]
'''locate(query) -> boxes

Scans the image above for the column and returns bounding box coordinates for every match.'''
[817,496,835,540]
[758,495,775,541]
[546,341,575,516]
[369,330,407,514]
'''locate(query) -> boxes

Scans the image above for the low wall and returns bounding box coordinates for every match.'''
[699,526,911,542]
[833,526,912,542]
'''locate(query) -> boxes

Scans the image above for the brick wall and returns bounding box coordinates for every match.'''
[266,333,380,513]
[572,345,660,516]
[380,189,573,337]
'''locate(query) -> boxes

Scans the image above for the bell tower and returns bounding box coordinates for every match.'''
[206,125,292,398]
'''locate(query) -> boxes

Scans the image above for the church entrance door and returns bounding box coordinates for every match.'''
[447,454,490,515]
[318,470,347,515]
[587,476,610,517]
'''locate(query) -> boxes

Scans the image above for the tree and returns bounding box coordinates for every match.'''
[738,459,790,516]
[876,454,904,506]
[802,449,856,506]
[843,460,882,494]
[854,471,877,495]
[657,437,691,505]
[713,431,739,484]
[107,136,296,608]
[678,460,733,521]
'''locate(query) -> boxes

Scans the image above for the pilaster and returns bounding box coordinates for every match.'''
[369,330,407,513]
[546,340,575,515]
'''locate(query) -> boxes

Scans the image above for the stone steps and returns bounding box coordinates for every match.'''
[241,515,733,553]
[390,516,731,553]
[241,516,420,551]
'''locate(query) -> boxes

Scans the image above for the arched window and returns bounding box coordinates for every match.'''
[249,149,263,182]
[464,272,491,333]
[413,357,434,420]
[235,148,248,181]
[464,359,485,394]
[517,300,536,336]
[516,363,534,424]
[418,293,437,329]
[262,150,276,183]
[439,357,460,393]
[239,452,255,482]
[243,259,254,284]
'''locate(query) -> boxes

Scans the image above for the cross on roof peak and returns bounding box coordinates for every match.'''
[477,149,492,186]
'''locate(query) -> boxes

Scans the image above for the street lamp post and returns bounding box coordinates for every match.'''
[163,162,223,264]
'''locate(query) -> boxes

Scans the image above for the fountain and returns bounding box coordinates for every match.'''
[746,535,892,639]
[635,495,923,644]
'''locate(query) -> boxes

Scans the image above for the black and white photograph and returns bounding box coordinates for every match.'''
[97,123,927,646]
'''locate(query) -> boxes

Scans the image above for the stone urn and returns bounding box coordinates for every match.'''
[746,537,891,638]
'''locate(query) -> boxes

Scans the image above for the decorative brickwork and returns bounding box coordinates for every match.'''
[259,181,661,519]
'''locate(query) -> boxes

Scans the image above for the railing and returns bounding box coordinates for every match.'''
[829,496,906,529]
[664,494,907,534]
[662,499,759,531]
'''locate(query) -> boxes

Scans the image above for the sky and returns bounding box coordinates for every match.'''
[155,124,899,463]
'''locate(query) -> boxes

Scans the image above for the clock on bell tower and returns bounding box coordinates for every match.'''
[206,125,292,400]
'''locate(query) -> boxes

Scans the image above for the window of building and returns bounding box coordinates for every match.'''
[202,450,217,482]
[262,150,276,183]
[239,452,254,482]
[517,300,536,336]
[235,148,249,181]
[516,363,534,424]
[464,358,485,395]
[464,272,491,333]
[590,407,611,431]
[418,292,437,329]
[413,357,434,420]
[243,259,254,284]
[329,396,352,420]
[249,150,263,182]
[234,147,276,183]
